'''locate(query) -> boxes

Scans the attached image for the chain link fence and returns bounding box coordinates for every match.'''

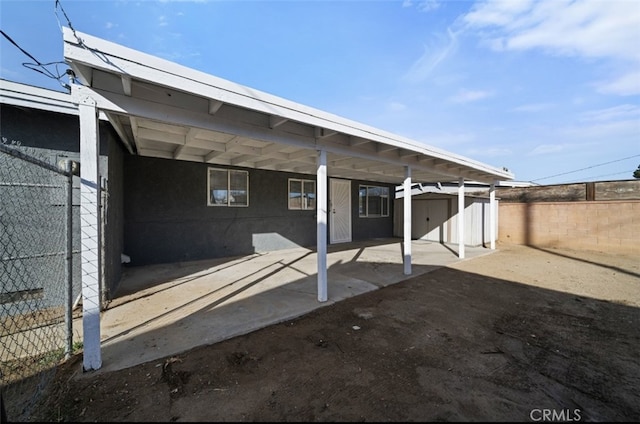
[0,142,77,420]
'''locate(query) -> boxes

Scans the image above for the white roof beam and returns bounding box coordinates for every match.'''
[230,154,256,166]
[209,99,223,115]
[254,158,280,168]
[73,85,460,179]
[103,112,134,154]
[260,142,286,155]
[173,144,186,160]
[137,127,185,145]
[70,63,92,86]
[315,127,338,139]
[130,116,139,138]
[121,76,132,96]
[377,143,397,153]
[349,136,370,147]
[205,150,226,162]
[288,149,314,161]
[270,115,288,129]
[64,28,513,181]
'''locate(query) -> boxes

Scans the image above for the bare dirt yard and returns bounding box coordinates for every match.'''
[21,244,640,422]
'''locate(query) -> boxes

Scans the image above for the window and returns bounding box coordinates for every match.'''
[359,185,389,217]
[288,178,316,210]
[208,168,248,206]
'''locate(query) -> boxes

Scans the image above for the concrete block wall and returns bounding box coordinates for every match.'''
[499,201,640,255]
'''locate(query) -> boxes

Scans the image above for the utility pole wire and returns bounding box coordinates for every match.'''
[531,154,640,182]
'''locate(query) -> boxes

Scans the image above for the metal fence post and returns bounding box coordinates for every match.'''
[65,160,73,359]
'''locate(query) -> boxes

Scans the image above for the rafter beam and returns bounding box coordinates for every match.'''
[130,116,139,138]
[104,112,134,154]
[230,154,255,166]
[209,99,223,115]
[121,76,132,96]
[270,115,288,129]
[315,127,338,139]
[376,143,397,153]
[173,144,186,159]
[349,136,370,147]
[205,150,226,162]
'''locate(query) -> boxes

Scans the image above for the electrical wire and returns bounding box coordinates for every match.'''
[55,0,84,47]
[0,30,69,90]
[530,154,640,183]
[562,170,636,184]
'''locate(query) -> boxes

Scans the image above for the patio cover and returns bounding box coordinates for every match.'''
[62,27,513,370]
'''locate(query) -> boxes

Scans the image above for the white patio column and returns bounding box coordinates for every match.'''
[317,149,328,302]
[403,166,412,275]
[76,89,102,370]
[489,181,496,250]
[458,177,465,259]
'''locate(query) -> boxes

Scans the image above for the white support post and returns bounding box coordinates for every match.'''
[77,89,103,370]
[458,177,465,259]
[403,166,412,275]
[489,181,496,250]
[317,149,328,302]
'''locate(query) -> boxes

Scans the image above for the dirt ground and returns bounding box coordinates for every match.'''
[20,243,640,422]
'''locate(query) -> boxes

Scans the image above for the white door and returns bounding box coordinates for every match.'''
[330,179,351,244]
[413,200,448,242]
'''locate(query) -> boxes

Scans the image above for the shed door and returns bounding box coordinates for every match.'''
[330,179,351,244]
[412,199,448,242]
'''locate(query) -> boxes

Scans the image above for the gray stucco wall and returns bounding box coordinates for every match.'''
[350,179,395,241]
[1,104,125,301]
[102,124,125,299]
[122,156,395,266]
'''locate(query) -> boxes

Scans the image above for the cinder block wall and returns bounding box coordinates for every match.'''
[499,201,640,255]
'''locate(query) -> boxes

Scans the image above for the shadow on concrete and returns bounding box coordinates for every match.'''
[87,238,491,373]
[8,243,640,422]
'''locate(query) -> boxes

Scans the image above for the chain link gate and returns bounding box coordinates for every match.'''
[0,143,76,420]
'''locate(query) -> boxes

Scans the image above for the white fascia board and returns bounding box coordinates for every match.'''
[0,79,111,122]
[63,28,513,181]
[71,85,464,181]
[1,79,77,115]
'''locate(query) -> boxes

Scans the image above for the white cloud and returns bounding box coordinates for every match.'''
[417,131,477,148]
[449,89,493,103]
[594,71,640,96]
[158,15,168,27]
[529,144,565,155]
[388,101,407,112]
[403,28,458,83]
[580,104,640,122]
[513,103,555,112]
[105,22,117,29]
[466,147,512,157]
[403,0,440,12]
[461,0,640,96]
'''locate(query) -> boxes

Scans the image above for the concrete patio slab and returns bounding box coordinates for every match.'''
[76,239,495,374]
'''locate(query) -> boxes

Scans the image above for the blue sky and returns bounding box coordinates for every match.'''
[1,0,639,184]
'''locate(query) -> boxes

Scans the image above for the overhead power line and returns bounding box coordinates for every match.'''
[0,30,69,89]
[562,170,635,184]
[531,154,640,182]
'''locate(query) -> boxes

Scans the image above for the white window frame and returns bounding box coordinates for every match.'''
[288,178,316,210]
[359,184,389,217]
[207,167,249,207]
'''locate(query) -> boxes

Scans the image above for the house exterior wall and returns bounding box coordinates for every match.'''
[0,104,125,301]
[498,201,640,255]
[122,155,395,266]
[102,125,125,299]
[350,180,395,241]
